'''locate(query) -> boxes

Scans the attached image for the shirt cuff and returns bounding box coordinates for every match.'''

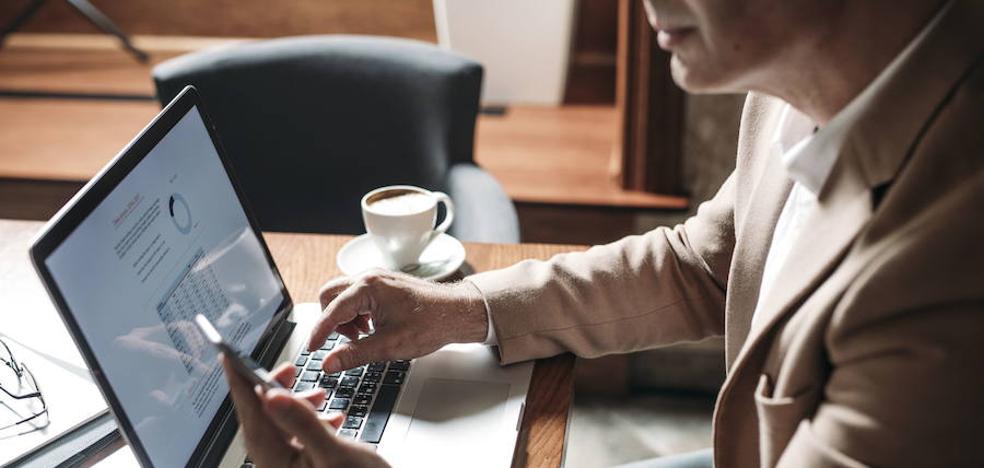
[464,279,498,346]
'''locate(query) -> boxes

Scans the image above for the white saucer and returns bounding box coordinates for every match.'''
[336,233,466,281]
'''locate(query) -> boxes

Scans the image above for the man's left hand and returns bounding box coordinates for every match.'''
[222,356,389,468]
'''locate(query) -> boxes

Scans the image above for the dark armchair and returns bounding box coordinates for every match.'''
[152,35,519,243]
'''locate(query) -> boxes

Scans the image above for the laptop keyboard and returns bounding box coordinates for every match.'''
[241,331,410,467]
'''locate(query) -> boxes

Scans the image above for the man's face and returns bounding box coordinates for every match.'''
[642,0,839,93]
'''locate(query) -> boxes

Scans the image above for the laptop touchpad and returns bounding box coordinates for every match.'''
[402,378,511,466]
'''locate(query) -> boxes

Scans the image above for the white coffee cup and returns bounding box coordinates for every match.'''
[361,185,455,270]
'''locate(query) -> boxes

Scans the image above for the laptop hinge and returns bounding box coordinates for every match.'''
[257,316,296,369]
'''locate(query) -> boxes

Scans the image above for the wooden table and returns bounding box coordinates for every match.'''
[0,219,583,467]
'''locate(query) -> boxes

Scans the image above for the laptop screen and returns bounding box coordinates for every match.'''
[44,105,284,467]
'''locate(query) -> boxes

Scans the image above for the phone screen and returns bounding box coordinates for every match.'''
[195,314,284,391]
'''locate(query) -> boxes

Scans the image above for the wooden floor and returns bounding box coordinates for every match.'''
[567,393,713,467]
[0,34,258,96]
[0,0,437,41]
[0,34,686,210]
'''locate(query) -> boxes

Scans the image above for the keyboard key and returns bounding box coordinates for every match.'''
[337,429,357,439]
[317,400,328,411]
[363,372,382,383]
[329,398,350,410]
[388,360,411,371]
[300,371,320,382]
[359,385,399,443]
[328,331,340,341]
[312,350,329,360]
[342,416,364,429]
[339,376,360,388]
[345,366,366,376]
[326,371,342,378]
[294,381,315,392]
[353,395,372,406]
[305,360,323,371]
[335,387,355,398]
[320,341,335,351]
[367,362,387,373]
[319,376,339,389]
[348,405,368,417]
[382,371,405,385]
[357,383,377,395]
[294,356,308,366]
[294,367,302,377]
[300,350,310,356]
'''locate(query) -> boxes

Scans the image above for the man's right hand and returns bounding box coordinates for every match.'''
[307,269,490,374]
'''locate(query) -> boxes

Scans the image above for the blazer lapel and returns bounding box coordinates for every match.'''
[725,143,792,367]
[746,154,872,346]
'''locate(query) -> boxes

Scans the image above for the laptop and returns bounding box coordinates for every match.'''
[29,86,533,468]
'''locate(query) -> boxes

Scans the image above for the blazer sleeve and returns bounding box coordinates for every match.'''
[467,172,737,364]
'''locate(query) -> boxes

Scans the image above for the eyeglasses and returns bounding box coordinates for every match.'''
[0,337,49,433]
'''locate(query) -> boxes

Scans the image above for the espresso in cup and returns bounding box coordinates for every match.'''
[366,191,435,216]
[362,186,454,270]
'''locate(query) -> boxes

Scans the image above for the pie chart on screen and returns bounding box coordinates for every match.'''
[169,193,192,234]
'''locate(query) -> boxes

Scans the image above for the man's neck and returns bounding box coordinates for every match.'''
[762,0,947,127]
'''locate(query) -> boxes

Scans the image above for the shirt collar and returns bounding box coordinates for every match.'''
[773,104,822,194]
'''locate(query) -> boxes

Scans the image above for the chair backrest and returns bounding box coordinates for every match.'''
[153,35,482,234]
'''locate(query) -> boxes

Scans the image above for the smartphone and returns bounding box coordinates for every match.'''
[194,314,284,391]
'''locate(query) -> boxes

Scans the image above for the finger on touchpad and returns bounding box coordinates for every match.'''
[402,378,510,466]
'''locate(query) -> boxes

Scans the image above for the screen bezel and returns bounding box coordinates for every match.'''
[29,86,294,468]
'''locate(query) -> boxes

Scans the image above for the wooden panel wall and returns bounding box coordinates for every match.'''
[0,0,437,41]
[564,0,618,104]
[614,0,686,195]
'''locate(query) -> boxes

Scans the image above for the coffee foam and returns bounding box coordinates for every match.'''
[367,192,434,215]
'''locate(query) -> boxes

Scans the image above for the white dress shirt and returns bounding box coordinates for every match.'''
[750,104,824,328]
[747,0,947,328]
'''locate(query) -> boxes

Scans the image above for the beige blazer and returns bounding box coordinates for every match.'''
[469,1,984,466]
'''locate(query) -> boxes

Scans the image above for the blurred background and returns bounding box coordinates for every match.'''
[0,1,743,465]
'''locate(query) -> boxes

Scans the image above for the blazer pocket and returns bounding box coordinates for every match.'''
[754,374,820,468]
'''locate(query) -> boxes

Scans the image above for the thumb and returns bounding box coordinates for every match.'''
[321,411,345,430]
[263,389,336,454]
[322,335,389,374]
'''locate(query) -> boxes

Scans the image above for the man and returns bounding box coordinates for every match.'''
[223,0,984,466]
